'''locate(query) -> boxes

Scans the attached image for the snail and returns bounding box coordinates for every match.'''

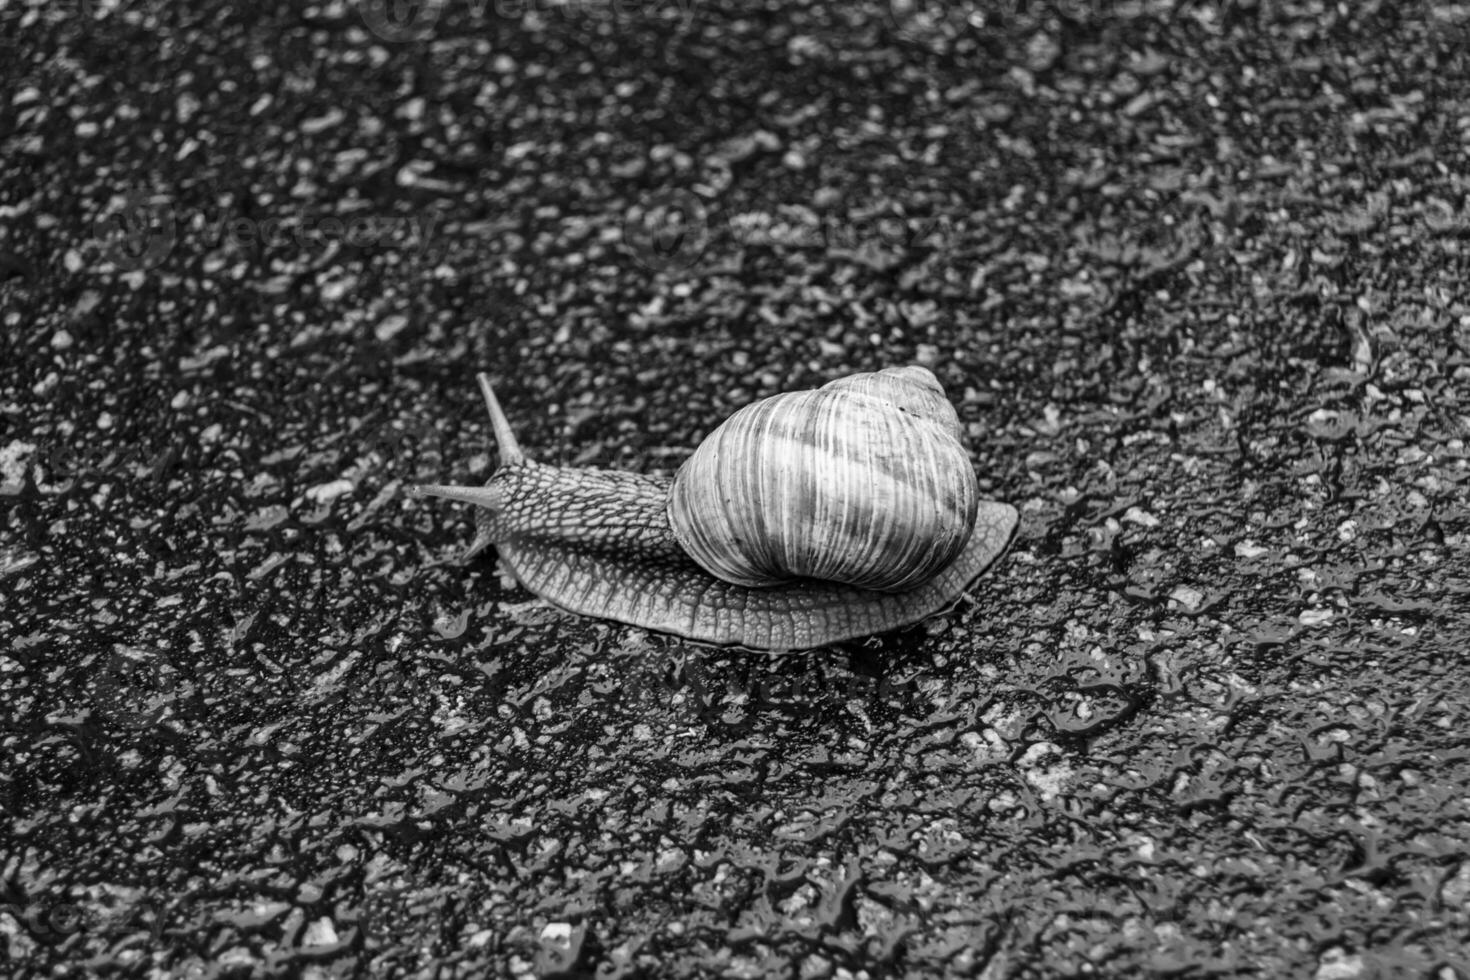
[413,366,1017,652]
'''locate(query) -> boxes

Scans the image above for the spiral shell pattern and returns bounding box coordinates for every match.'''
[666,365,979,593]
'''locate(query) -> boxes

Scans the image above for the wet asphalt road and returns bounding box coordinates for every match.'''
[3,1,1470,977]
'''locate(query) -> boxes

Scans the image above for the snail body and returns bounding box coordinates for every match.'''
[415,367,1017,652]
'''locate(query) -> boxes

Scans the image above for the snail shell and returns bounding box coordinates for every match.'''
[667,366,978,592]
[413,367,1017,652]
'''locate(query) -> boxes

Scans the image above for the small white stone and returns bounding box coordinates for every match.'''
[375,314,408,342]
[1314,949,1365,980]
[302,917,338,946]
[1122,506,1159,527]
[321,275,357,302]
[1169,584,1204,611]
[0,440,37,487]
[540,922,573,945]
[306,479,354,504]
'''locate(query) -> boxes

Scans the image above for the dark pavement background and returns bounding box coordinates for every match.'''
[3,0,1470,976]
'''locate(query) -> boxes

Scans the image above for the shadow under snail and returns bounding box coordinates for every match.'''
[413,365,1018,652]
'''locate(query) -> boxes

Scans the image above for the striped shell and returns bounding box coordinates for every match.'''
[666,365,978,593]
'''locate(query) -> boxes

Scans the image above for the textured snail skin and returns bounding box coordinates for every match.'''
[415,372,1019,653]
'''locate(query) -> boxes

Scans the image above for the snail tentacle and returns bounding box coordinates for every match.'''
[476,372,524,466]
[412,484,504,510]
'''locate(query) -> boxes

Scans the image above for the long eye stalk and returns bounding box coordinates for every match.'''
[409,484,503,509]
[478,373,524,467]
